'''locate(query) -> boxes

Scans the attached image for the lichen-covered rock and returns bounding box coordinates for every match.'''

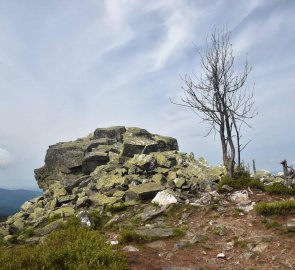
[126,182,165,201]
[49,206,75,218]
[174,178,186,188]
[96,174,126,189]
[2,126,228,242]
[121,127,178,157]
[94,126,126,142]
[34,219,63,237]
[286,219,295,232]
[124,154,156,171]
[20,201,33,212]
[152,152,177,168]
[89,193,120,205]
[230,190,249,203]
[82,151,109,175]
[152,174,167,185]
[34,126,179,190]
[134,227,174,238]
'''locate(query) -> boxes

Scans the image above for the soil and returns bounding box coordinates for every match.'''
[123,191,295,270]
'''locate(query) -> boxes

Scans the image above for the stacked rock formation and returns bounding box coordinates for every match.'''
[0,126,224,241]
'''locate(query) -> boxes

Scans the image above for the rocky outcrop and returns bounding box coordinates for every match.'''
[34,126,178,190]
[0,126,225,242]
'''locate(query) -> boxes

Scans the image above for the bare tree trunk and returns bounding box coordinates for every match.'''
[281,160,295,187]
[252,159,256,174]
[173,28,257,181]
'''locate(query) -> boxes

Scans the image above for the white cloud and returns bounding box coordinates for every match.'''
[0,0,294,187]
[0,148,13,168]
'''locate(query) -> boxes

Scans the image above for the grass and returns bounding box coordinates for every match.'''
[89,210,105,229]
[172,227,186,238]
[261,218,281,229]
[232,236,247,249]
[217,175,265,192]
[106,202,129,213]
[217,173,295,197]
[119,228,152,244]
[265,182,295,195]
[255,200,295,216]
[0,220,127,270]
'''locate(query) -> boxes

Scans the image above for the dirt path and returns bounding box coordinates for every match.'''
[125,192,295,270]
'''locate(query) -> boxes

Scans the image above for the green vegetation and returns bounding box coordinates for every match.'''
[255,200,295,216]
[217,175,265,192]
[106,203,129,213]
[172,227,186,238]
[89,210,105,229]
[232,236,247,249]
[119,228,152,244]
[261,218,281,229]
[0,221,126,270]
[265,182,295,195]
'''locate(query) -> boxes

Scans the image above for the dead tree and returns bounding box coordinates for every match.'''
[280,160,295,187]
[172,28,257,179]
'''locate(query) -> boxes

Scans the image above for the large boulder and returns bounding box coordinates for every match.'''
[121,127,179,158]
[96,174,126,189]
[126,182,165,201]
[35,126,179,190]
[94,126,126,142]
[82,151,110,175]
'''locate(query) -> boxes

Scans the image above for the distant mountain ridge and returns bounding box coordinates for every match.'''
[0,188,42,217]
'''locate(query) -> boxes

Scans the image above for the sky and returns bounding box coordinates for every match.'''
[0,0,294,190]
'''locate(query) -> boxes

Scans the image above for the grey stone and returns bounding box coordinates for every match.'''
[141,205,169,222]
[145,240,167,249]
[126,182,165,201]
[253,243,268,253]
[94,126,126,142]
[221,184,233,192]
[162,267,199,270]
[286,218,295,231]
[76,196,92,208]
[25,237,41,243]
[174,242,187,250]
[151,190,177,206]
[34,219,62,237]
[85,138,117,152]
[82,151,109,175]
[174,178,186,188]
[61,176,88,192]
[230,190,249,203]
[78,211,91,227]
[20,201,33,212]
[189,234,207,244]
[240,252,256,260]
[135,227,174,238]
[122,245,139,252]
[57,194,78,205]
[217,252,226,259]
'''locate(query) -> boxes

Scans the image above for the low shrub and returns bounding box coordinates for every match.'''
[89,211,106,229]
[118,228,151,244]
[248,179,265,190]
[261,218,281,229]
[255,200,295,216]
[0,222,127,270]
[106,203,128,213]
[265,182,295,195]
[217,175,265,192]
[172,228,186,238]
